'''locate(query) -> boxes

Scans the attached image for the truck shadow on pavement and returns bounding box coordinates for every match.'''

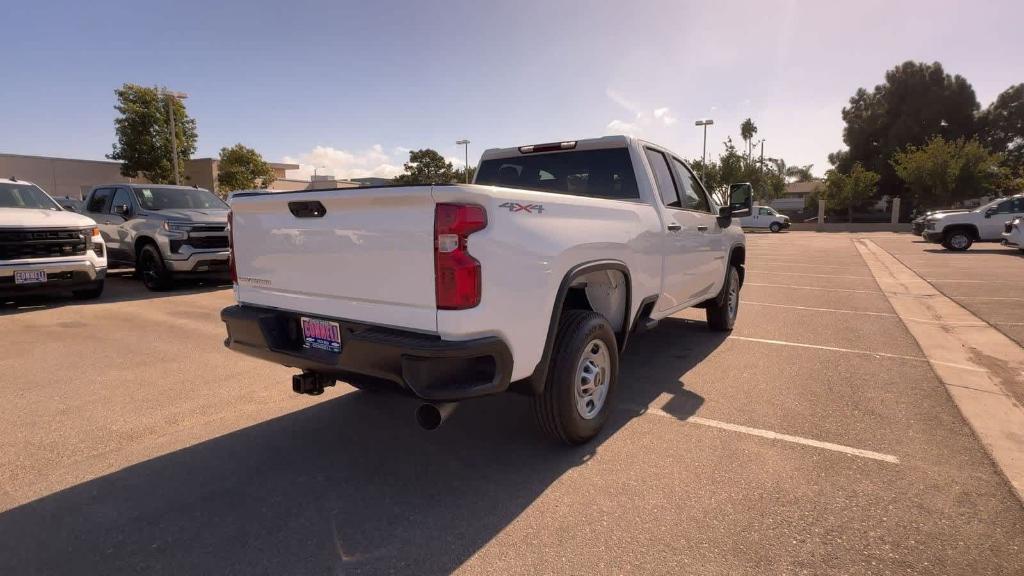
[0,272,231,316]
[0,318,722,576]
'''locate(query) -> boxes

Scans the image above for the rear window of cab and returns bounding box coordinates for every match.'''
[475,148,640,200]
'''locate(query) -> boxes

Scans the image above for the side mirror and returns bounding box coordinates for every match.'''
[114,204,129,216]
[984,207,997,218]
[724,183,753,218]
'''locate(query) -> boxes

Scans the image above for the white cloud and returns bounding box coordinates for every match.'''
[605,89,678,135]
[282,144,403,180]
[605,119,642,136]
[653,107,678,126]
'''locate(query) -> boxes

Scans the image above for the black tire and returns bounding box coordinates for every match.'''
[72,280,104,300]
[138,244,173,290]
[769,222,782,233]
[942,230,973,251]
[706,266,740,331]
[532,310,619,445]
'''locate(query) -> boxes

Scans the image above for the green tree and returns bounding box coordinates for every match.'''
[891,136,1005,207]
[740,118,758,161]
[978,84,1024,179]
[837,61,979,200]
[108,83,197,184]
[452,165,477,184]
[822,163,880,222]
[392,149,457,184]
[217,144,276,195]
[694,138,785,205]
[785,164,815,182]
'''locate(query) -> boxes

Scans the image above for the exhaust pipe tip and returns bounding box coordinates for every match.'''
[415,402,458,431]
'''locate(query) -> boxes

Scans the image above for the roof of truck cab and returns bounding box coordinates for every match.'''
[479,135,633,161]
[89,183,211,191]
[0,177,41,186]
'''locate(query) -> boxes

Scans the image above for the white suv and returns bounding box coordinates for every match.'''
[0,179,107,300]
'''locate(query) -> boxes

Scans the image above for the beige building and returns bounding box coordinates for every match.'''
[0,153,301,199]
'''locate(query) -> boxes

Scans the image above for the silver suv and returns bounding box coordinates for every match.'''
[84,184,230,290]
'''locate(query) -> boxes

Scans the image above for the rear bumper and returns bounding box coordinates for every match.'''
[0,260,105,297]
[221,304,514,401]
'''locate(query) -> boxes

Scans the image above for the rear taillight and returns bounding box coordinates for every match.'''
[434,203,486,309]
[227,210,237,283]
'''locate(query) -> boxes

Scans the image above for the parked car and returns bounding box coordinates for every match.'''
[83,184,230,290]
[740,205,790,232]
[221,135,751,444]
[1003,217,1024,252]
[922,194,1024,250]
[912,208,968,235]
[0,178,106,300]
[57,197,85,213]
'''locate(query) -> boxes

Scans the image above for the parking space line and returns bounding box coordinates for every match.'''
[742,301,898,317]
[930,278,1024,284]
[746,283,882,294]
[746,270,874,280]
[744,259,867,270]
[728,335,988,372]
[643,408,900,464]
[955,296,1024,301]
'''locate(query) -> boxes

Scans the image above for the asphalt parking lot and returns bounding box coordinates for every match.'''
[871,236,1024,348]
[1,232,1023,575]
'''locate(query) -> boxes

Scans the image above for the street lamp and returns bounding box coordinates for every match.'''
[694,119,714,182]
[161,89,189,186]
[456,139,470,183]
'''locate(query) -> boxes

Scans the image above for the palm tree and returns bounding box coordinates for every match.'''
[740,118,757,162]
[785,164,815,182]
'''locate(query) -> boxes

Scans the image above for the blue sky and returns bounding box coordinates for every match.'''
[3,0,1022,180]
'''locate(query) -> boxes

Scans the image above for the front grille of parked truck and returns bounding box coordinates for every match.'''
[0,228,88,261]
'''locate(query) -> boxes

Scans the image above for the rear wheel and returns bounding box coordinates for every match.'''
[138,244,173,290]
[532,310,618,445]
[942,230,973,251]
[707,266,740,331]
[769,222,781,233]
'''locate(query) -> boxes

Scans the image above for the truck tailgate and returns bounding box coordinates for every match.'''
[230,187,437,332]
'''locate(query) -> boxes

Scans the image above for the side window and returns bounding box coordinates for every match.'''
[760,207,772,216]
[87,188,113,213]
[110,188,133,214]
[1010,197,1024,213]
[670,157,712,212]
[644,148,680,208]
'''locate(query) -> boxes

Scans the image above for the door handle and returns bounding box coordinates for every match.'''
[697,225,709,232]
[667,223,682,232]
[103,221,112,225]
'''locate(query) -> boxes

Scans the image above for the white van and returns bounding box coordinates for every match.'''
[740,206,790,232]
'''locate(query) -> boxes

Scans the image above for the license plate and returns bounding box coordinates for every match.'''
[14,270,47,285]
[301,317,342,353]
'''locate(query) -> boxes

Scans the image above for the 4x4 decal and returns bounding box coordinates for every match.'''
[499,202,544,214]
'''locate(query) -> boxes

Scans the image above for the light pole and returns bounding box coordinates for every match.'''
[456,139,470,183]
[694,119,714,183]
[161,89,189,185]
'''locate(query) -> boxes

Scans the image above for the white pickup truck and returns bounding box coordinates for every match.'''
[922,194,1024,250]
[1,178,107,300]
[222,136,750,444]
